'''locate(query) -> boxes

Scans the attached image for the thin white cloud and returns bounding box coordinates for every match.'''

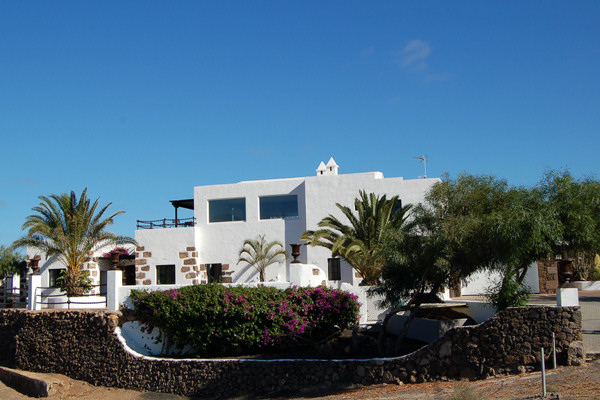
[398,40,431,69]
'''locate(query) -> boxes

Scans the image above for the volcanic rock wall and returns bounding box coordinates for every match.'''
[0,306,584,398]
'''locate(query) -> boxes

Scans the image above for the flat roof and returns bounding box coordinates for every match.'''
[169,199,194,210]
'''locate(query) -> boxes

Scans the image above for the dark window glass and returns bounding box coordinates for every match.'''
[260,195,299,220]
[123,265,136,286]
[209,198,246,222]
[207,264,222,283]
[157,264,176,285]
[49,269,65,288]
[328,258,341,281]
[391,199,403,216]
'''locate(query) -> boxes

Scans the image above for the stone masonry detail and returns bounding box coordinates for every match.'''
[0,306,583,398]
[179,246,199,284]
[134,247,151,285]
[82,258,99,295]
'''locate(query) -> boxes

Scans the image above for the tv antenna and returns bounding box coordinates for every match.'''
[413,155,427,178]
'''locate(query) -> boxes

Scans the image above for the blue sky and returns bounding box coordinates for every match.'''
[1,1,599,245]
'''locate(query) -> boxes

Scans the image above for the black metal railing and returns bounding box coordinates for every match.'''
[136,217,196,229]
[0,287,28,309]
[34,284,107,309]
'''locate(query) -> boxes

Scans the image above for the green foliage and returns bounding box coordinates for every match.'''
[372,231,447,308]
[12,188,135,293]
[237,235,288,282]
[592,255,600,281]
[302,190,412,285]
[55,269,92,296]
[540,170,600,258]
[129,284,360,357]
[0,245,27,279]
[486,268,531,311]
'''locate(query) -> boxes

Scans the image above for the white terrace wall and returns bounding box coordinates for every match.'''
[134,227,201,285]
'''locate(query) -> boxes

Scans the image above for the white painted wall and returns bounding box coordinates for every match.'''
[194,178,306,283]
[460,262,540,295]
[134,227,198,285]
[185,171,439,285]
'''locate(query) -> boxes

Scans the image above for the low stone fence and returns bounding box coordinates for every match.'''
[0,306,584,398]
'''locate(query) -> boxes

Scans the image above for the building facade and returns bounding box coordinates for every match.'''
[133,158,441,287]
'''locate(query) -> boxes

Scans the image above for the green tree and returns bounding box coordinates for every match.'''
[373,173,560,351]
[12,188,135,296]
[301,190,413,285]
[540,170,600,259]
[0,245,27,280]
[237,235,288,282]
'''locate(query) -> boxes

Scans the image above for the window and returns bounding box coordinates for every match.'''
[207,264,222,283]
[260,195,298,220]
[156,264,175,285]
[391,199,403,216]
[49,269,65,288]
[209,198,246,222]
[328,258,341,281]
[123,265,136,286]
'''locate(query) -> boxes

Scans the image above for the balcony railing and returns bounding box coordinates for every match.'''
[136,217,196,229]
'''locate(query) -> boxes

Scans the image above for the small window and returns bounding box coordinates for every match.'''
[328,258,341,281]
[123,265,136,286]
[209,198,246,222]
[260,195,299,220]
[391,199,403,216]
[207,264,222,283]
[49,269,65,288]
[157,264,176,285]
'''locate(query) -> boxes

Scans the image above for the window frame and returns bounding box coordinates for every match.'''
[156,264,176,285]
[327,258,341,281]
[208,198,246,223]
[259,194,299,220]
[48,269,66,288]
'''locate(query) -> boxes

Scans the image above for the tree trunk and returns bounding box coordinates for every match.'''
[393,303,421,354]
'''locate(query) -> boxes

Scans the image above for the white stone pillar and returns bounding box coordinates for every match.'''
[107,269,123,311]
[28,274,42,310]
[557,287,579,307]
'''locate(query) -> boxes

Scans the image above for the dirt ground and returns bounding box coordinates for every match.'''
[1,359,600,400]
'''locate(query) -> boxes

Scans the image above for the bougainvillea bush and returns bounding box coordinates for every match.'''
[129,284,360,357]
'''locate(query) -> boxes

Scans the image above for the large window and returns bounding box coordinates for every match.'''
[209,198,246,222]
[260,195,298,220]
[328,258,341,281]
[156,264,176,285]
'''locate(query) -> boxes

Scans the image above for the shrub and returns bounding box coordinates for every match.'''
[56,269,92,296]
[486,269,531,312]
[129,284,360,357]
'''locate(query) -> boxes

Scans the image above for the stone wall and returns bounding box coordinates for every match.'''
[538,259,559,294]
[0,306,584,398]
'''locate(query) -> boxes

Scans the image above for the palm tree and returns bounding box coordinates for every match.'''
[237,235,288,282]
[12,188,135,295]
[301,190,412,285]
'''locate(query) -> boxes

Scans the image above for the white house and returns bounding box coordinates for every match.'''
[132,158,441,288]
[24,158,541,311]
